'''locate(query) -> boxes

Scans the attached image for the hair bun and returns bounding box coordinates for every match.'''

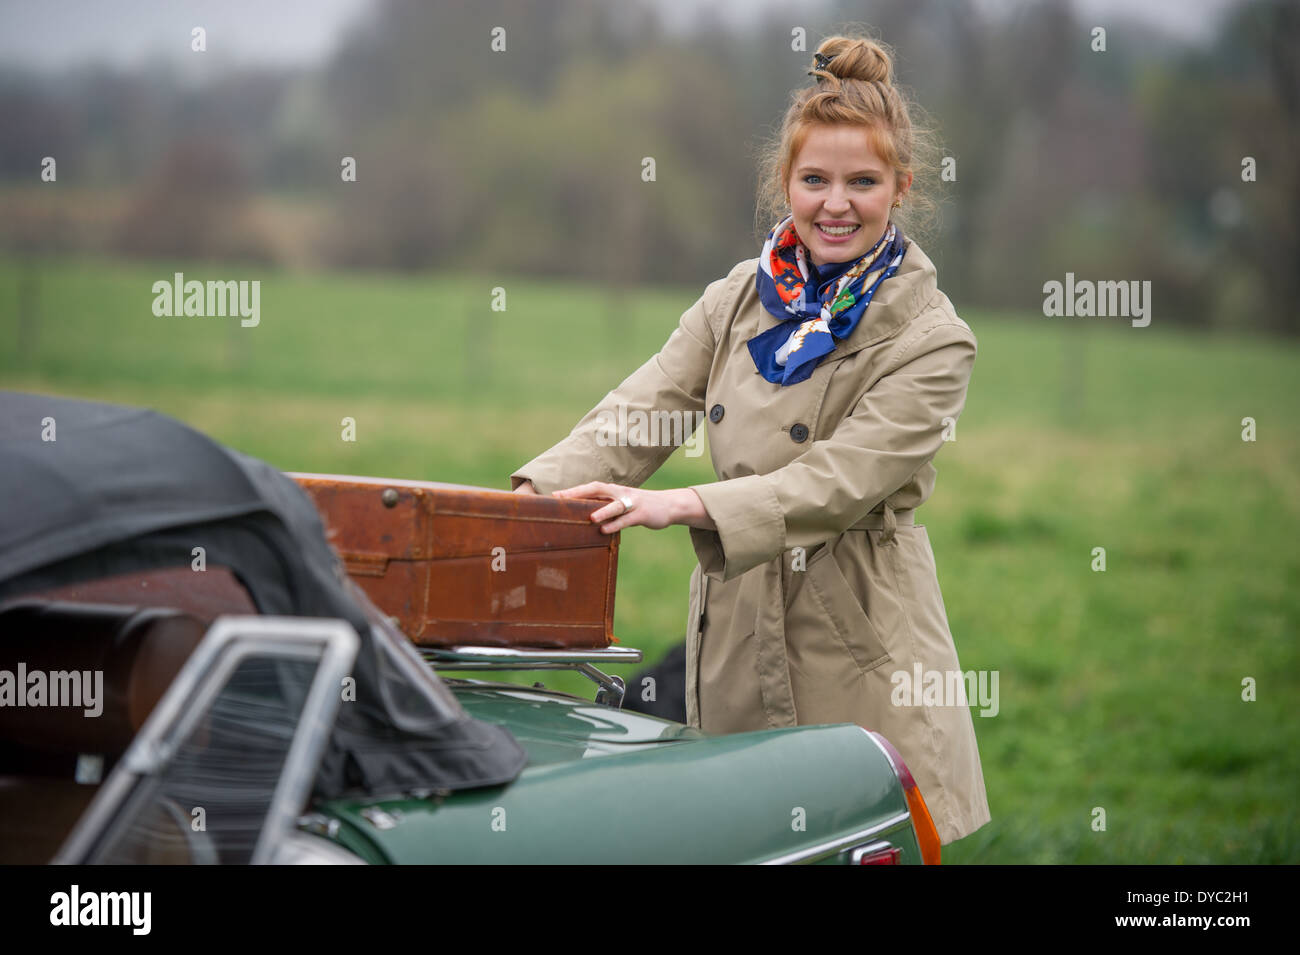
[812,37,893,86]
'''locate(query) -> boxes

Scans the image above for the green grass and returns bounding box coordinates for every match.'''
[2,254,1298,864]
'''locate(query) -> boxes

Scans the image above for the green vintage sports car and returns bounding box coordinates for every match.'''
[0,391,940,865]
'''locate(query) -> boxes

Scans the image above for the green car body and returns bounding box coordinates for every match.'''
[313,679,925,865]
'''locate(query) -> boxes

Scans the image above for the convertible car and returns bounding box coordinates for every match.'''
[0,391,940,864]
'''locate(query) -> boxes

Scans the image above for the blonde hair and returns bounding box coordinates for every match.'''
[755,31,941,246]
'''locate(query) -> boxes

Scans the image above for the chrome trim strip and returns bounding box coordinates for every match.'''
[859,725,906,785]
[424,646,642,707]
[423,645,643,665]
[758,811,913,865]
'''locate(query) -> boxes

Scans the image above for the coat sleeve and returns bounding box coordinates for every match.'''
[509,267,739,495]
[687,319,977,581]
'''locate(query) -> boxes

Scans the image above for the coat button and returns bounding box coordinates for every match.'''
[709,403,725,424]
[790,422,809,443]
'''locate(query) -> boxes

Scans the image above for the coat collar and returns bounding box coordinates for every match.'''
[750,237,937,366]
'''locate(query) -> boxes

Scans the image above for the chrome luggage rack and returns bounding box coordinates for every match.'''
[420,645,643,708]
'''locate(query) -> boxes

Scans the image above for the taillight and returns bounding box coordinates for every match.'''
[868,730,942,865]
[850,843,902,865]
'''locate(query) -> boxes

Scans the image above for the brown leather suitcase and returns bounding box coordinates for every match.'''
[290,473,618,648]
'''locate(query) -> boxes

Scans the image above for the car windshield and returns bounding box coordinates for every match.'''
[91,653,320,864]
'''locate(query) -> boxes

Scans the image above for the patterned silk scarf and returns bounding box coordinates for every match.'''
[749,214,907,386]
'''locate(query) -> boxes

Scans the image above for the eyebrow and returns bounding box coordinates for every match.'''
[796,166,886,177]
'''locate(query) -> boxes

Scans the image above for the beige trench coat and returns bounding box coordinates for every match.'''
[511,238,991,844]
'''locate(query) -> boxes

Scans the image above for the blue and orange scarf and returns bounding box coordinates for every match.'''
[749,215,906,386]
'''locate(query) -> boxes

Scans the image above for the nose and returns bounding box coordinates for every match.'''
[823,184,851,214]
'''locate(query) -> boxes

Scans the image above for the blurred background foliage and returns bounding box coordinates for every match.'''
[1,0,1297,332]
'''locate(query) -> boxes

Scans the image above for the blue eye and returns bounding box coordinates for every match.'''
[802,175,875,186]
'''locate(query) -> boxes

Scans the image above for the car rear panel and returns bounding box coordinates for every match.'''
[316,683,921,864]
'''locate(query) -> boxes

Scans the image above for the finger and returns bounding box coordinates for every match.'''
[590,500,625,523]
[554,482,614,499]
[597,502,648,532]
[602,509,650,533]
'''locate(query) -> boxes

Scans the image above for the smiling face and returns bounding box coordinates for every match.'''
[786,124,912,266]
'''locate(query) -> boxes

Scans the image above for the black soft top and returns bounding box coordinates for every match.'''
[0,390,526,798]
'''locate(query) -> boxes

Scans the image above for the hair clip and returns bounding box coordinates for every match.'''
[807,52,836,76]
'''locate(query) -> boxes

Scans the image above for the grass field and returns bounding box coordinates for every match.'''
[2,255,1297,863]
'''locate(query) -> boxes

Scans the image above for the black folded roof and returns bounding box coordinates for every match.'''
[0,390,526,798]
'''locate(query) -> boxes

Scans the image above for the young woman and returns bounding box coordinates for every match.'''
[511,34,990,845]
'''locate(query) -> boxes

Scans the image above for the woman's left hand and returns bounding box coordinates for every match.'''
[552,482,708,534]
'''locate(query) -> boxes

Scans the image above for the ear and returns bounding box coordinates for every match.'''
[897,170,914,199]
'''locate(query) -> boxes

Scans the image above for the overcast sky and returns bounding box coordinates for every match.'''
[0,0,1247,72]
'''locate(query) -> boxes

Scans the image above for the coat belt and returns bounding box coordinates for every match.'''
[748,499,914,729]
[847,500,914,545]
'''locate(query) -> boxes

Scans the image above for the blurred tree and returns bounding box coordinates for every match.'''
[0,0,1294,335]
[114,134,274,262]
[1141,0,1299,334]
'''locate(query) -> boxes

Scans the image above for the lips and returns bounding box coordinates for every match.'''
[816,223,861,238]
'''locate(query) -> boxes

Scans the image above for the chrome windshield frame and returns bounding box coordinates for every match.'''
[53,615,359,865]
